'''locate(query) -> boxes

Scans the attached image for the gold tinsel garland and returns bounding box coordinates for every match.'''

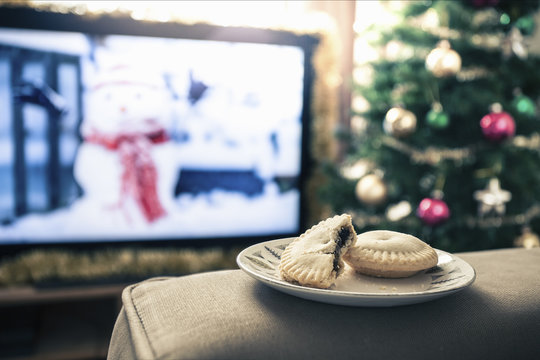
[463,204,540,228]
[381,133,540,166]
[0,1,340,286]
[381,136,475,166]
[513,132,540,152]
[0,247,240,286]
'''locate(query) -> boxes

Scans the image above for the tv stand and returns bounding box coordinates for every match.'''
[0,283,127,360]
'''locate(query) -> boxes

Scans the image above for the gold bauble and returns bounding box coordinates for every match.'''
[355,174,388,206]
[425,40,462,77]
[383,107,417,138]
[385,200,412,221]
[514,228,540,249]
[341,159,373,180]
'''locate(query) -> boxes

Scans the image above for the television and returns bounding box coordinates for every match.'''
[0,6,318,250]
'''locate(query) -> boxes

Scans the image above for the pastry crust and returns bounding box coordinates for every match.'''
[279,214,356,288]
[344,230,438,278]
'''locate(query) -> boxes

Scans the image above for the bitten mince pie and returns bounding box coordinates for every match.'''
[279,214,357,289]
[343,230,438,278]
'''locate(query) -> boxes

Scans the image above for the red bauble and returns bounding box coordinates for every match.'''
[416,198,450,226]
[480,111,515,142]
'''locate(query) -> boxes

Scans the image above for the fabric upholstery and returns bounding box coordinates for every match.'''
[107,248,540,360]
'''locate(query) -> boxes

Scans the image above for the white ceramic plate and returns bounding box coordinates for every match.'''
[237,238,476,307]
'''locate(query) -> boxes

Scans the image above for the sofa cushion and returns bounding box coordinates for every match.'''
[107,248,540,360]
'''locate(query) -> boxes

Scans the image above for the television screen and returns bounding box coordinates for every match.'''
[0,7,317,245]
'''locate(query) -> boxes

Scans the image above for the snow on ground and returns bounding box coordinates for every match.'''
[0,182,300,243]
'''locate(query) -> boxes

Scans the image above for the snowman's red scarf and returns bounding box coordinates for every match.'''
[85,128,170,223]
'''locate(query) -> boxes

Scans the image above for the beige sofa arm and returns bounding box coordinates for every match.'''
[108,248,540,360]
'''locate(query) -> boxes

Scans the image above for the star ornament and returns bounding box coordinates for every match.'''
[473,178,512,216]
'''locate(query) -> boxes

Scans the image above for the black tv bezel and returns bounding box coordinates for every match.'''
[0,5,318,255]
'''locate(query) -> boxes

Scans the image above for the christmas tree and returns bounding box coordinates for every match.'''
[321,0,540,252]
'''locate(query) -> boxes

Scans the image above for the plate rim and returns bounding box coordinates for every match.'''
[236,237,476,300]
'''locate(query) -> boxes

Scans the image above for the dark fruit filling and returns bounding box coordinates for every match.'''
[333,226,351,272]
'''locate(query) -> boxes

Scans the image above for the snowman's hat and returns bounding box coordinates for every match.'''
[90,63,166,91]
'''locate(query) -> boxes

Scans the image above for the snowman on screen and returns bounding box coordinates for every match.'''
[73,63,179,226]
